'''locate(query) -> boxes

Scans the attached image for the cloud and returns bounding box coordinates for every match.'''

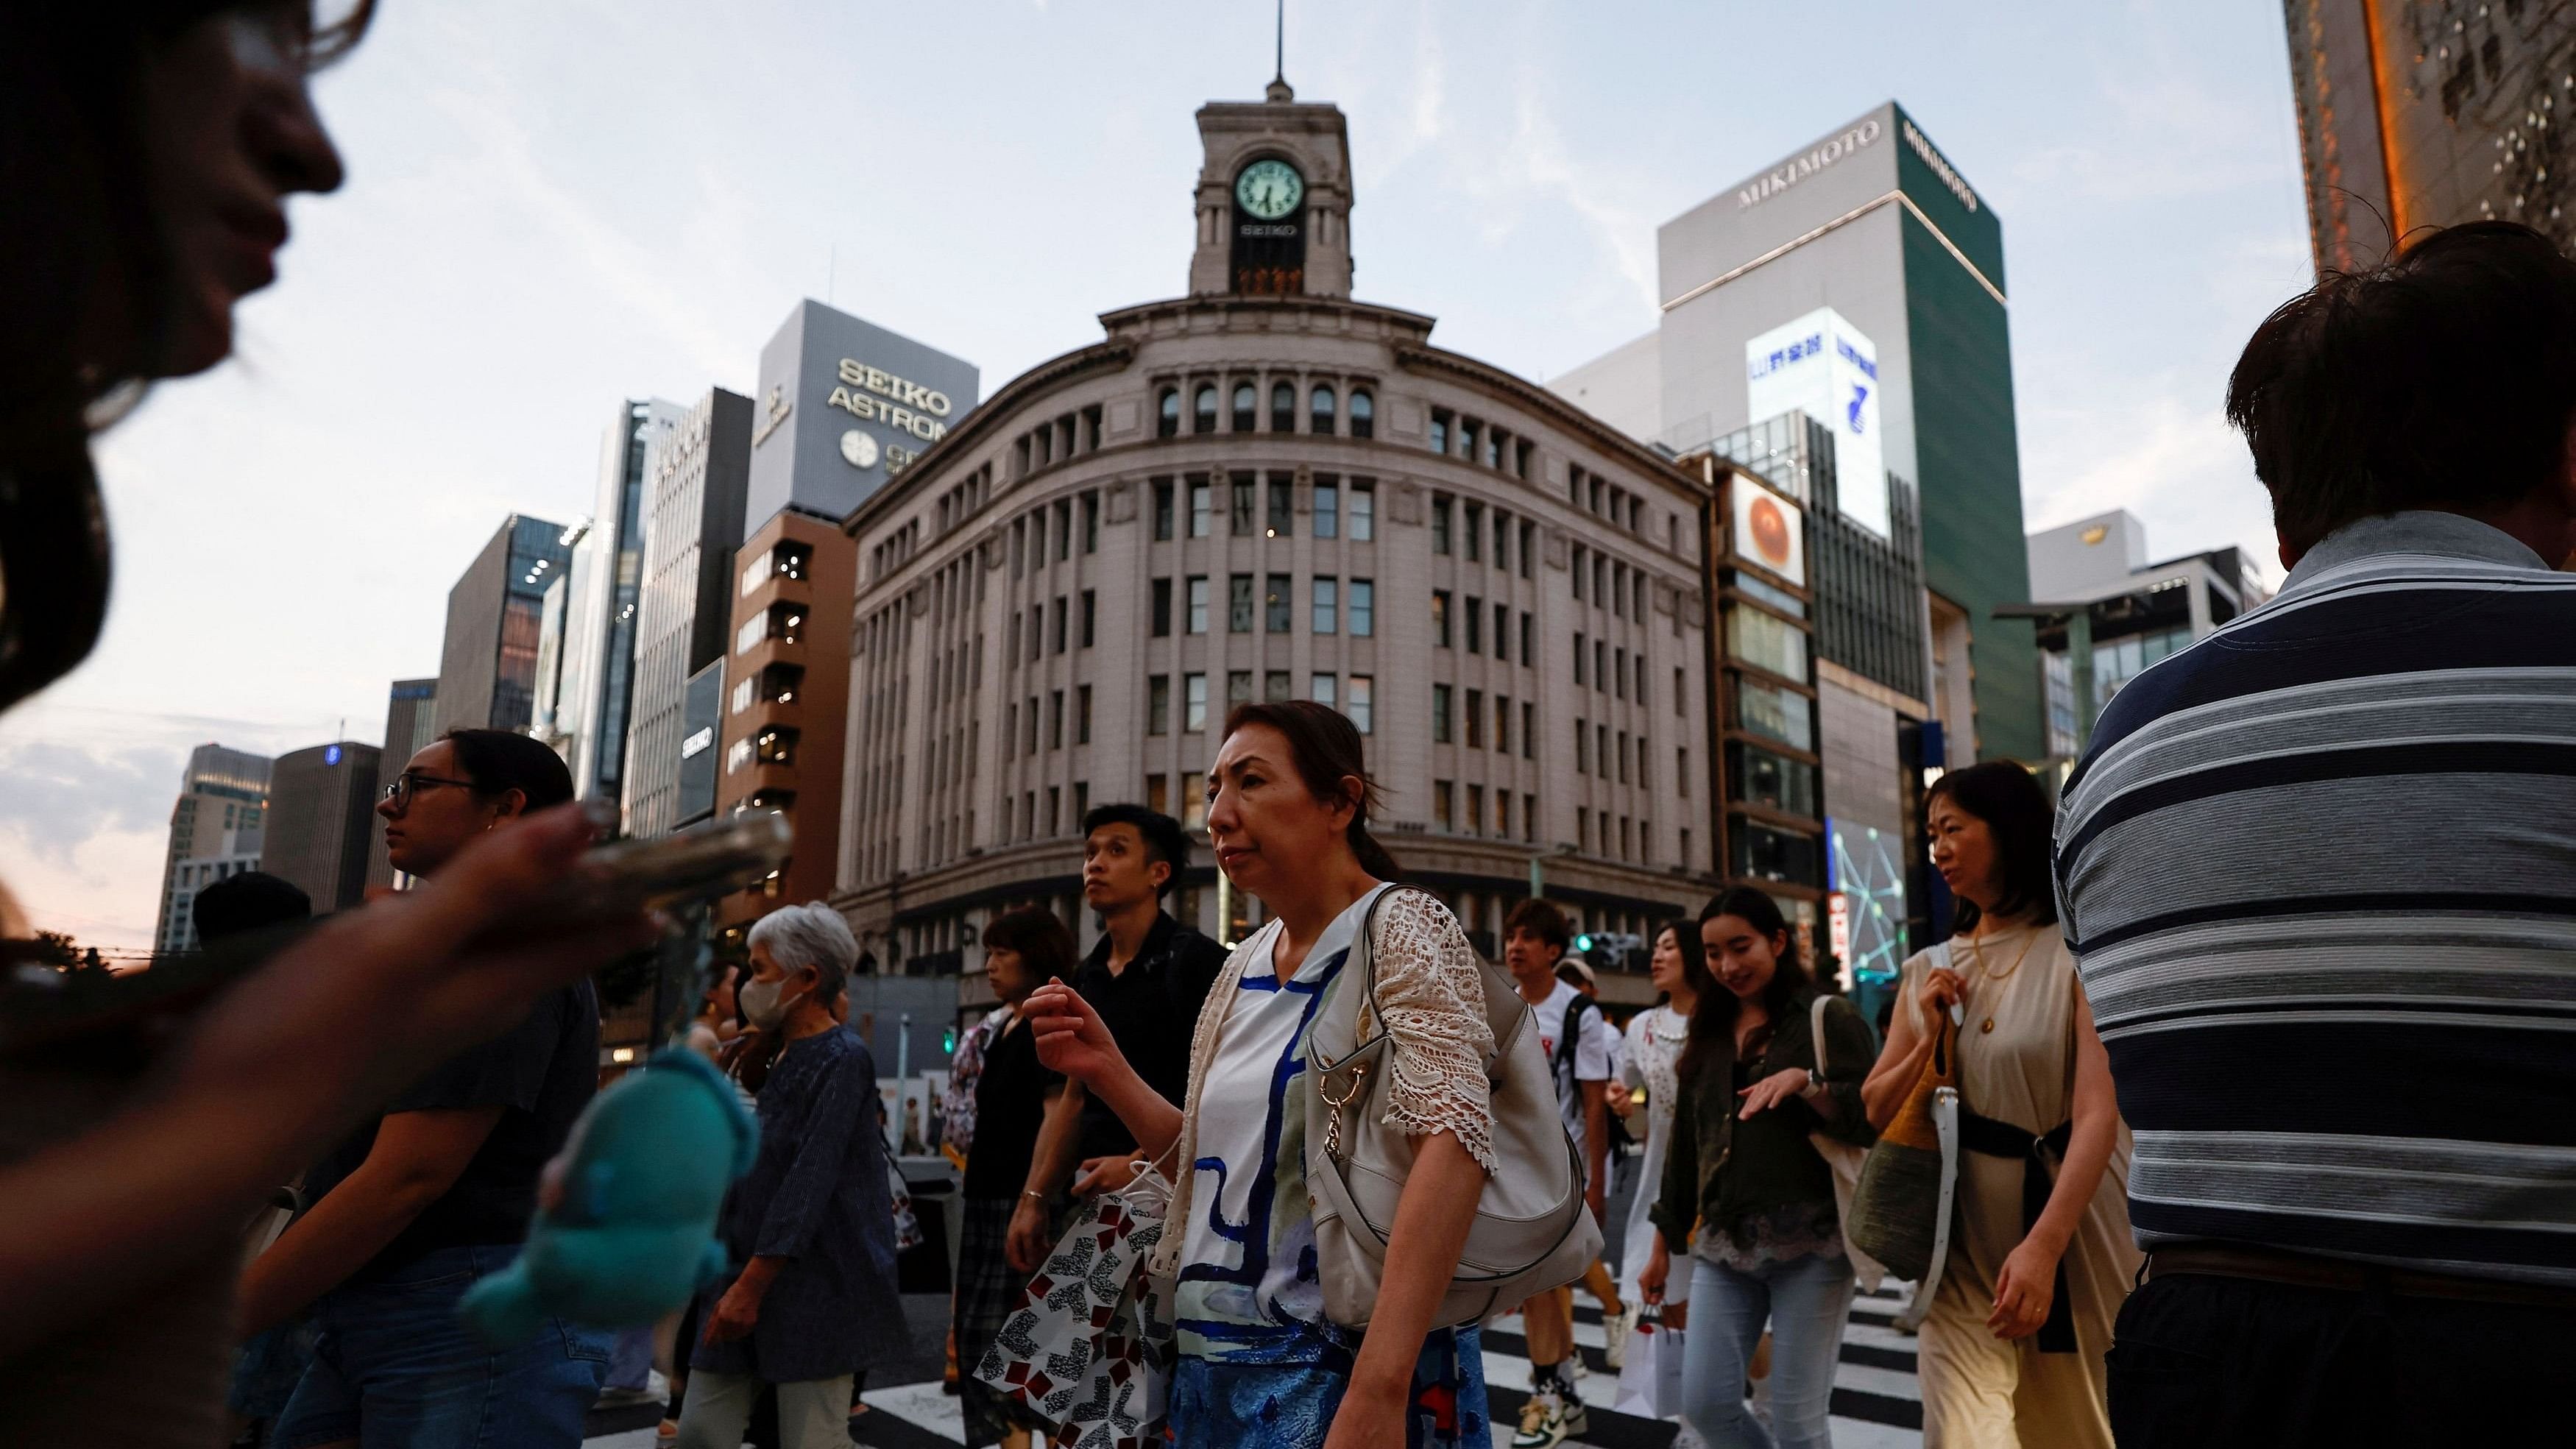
[0,740,180,863]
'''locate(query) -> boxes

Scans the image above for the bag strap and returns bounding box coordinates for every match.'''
[1345,882,1424,1045]
[1810,993,1833,1077]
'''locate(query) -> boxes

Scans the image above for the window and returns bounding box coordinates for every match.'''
[754,725,799,766]
[1048,690,1064,749]
[1273,381,1296,432]
[1050,595,1066,654]
[1460,419,1480,460]
[1496,694,1511,753]
[1468,784,1485,836]
[1617,730,1630,783]
[1349,578,1374,636]
[1572,545,1585,601]
[757,662,804,705]
[1184,784,1206,832]
[1186,575,1209,633]
[1194,385,1217,433]
[1595,640,1609,692]
[1148,675,1170,734]
[1350,389,1374,439]
[1230,475,1256,535]
[1312,673,1336,709]
[1493,602,1508,660]
[1577,807,1590,853]
[1635,571,1646,620]
[1727,606,1809,681]
[1049,786,1061,835]
[1615,647,1627,699]
[1348,675,1373,733]
[1314,481,1339,538]
[1432,496,1452,555]
[1311,383,1337,434]
[1493,510,1510,570]
[1678,747,1691,797]
[1147,773,1169,815]
[1577,720,1589,773]
[1004,701,1017,757]
[1429,409,1450,454]
[1574,632,1586,685]
[1518,520,1535,579]
[1229,573,1254,632]
[1158,387,1181,439]
[1433,590,1451,648]
[1055,499,1072,561]
[1635,653,1648,703]
[1350,481,1375,540]
[1078,684,1093,744]
[1732,569,1806,617]
[1464,596,1482,653]
[1080,589,1096,648]
[1312,577,1338,633]
[1228,670,1253,707]
[1675,667,1686,715]
[1267,477,1292,537]
[1264,670,1291,701]
[1232,383,1257,432]
[1152,578,1172,637]
[1434,684,1453,743]
[1733,674,1816,751]
[1728,741,1817,816]
[1434,780,1454,830]
[1185,673,1209,731]
[1153,479,1175,539]
[1464,502,1484,561]
[1598,723,1610,778]
[1189,480,1212,537]
[1731,818,1822,885]
[1465,688,1484,748]
[1266,573,1291,633]
[1520,612,1533,665]
[1496,790,1511,840]
[1612,563,1627,620]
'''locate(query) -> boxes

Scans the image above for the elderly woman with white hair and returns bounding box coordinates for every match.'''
[675,904,908,1449]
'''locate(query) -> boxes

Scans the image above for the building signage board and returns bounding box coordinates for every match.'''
[1730,475,1807,589]
[744,300,980,533]
[1746,307,1889,539]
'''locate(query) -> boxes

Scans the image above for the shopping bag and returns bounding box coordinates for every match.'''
[973,1165,1176,1449]
[1612,1307,1683,1420]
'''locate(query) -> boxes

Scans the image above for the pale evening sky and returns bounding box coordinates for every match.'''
[1,1,2311,948]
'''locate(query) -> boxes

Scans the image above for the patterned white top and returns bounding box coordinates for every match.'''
[1617,1005,1691,1298]
[1169,885,1494,1361]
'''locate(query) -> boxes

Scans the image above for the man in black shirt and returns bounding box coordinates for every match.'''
[239,731,609,1449]
[1004,804,1225,1272]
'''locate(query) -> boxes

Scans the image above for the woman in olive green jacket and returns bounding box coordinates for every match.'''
[1637,888,1877,1449]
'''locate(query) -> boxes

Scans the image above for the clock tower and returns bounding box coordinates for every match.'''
[1188,76,1354,299]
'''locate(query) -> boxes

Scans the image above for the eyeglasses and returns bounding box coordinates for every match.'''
[381,772,478,810]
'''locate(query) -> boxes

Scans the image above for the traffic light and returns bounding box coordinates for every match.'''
[941,1025,958,1055]
[1574,933,1596,953]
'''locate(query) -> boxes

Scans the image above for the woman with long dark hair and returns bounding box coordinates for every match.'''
[1641,888,1876,1449]
[0,6,654,1431]
[1025,701,1499,1448]
[1860,762,2132,1448]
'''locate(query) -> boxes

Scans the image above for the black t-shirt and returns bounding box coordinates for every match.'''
[1067,912,1227,1162]
[963,1013,1049,1200]
[302,979,600,1277]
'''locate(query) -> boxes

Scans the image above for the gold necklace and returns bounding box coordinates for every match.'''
[1964,927,2037,1035]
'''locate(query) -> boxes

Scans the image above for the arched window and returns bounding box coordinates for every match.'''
[1232,383,1258,432]
[1193,384,1217,435]
[1272,381,1296,433]
[1311,383,1337,436]
[1349,389,1375,439]
[1158,387,1181,439]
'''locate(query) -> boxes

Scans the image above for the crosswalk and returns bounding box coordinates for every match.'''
[585,1283,1923,1449]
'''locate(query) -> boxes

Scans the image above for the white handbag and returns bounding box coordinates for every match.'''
[1303,886,1603,1328]
[1809,993,1888,1294]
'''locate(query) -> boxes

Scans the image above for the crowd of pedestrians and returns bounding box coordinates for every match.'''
[7,7,2576,1449]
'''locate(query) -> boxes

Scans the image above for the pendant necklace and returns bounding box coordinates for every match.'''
[1964,926,2037,1035]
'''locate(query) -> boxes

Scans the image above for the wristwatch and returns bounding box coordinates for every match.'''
[1799,1069,1830,1100]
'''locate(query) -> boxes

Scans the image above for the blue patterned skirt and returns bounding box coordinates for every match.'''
[1168,1325,1487,1448]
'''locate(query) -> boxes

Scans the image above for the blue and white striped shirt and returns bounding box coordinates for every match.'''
[2057,511,2576,1286]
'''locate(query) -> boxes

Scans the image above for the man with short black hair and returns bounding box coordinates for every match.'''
[1504,898,1610,1449]
[2061,221,2576,1444]
[1003,804,1225,1272]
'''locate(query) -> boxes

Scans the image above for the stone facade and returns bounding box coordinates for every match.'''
[834,83,1741,999]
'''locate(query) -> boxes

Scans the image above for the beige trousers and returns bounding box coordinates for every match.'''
[672,1370,854,1449]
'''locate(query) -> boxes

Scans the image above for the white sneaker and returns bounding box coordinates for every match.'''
[1602,1302,1637,1370]
[1510,1386,1588,1449]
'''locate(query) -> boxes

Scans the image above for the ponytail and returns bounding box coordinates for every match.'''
[1220,700,1404,883]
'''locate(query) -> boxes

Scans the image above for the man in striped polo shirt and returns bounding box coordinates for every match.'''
[2057,221,2576,1444]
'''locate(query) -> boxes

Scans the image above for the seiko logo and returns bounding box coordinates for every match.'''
[681,726,714,759]
[1902,119,1978,213]
[1736,118,1882,210]
[753,385,792,447]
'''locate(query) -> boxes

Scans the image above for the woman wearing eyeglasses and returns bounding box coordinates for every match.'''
[235,729,615,1448]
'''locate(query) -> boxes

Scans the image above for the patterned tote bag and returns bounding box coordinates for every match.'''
[972,1163,1178,1449]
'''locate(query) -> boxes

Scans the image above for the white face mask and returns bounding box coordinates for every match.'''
[740,971,808,1031]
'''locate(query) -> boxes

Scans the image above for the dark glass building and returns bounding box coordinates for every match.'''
[433,514,575,737]
[265,741,383,913]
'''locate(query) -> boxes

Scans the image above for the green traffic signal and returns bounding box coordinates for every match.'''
[1574,933,1594,952]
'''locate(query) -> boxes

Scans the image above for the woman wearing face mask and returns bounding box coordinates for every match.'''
[1,5,655,1434]
[1616,921,1704,1343]
[1025,701,1498,1449]
[1861,762,2132,1449]
[676,904,908,1449]
[1643,889,1876,1449]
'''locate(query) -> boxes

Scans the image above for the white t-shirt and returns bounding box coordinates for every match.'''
[1531,979,1613,1150]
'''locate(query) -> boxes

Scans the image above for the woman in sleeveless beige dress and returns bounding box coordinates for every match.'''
[1869,764,2137,1448]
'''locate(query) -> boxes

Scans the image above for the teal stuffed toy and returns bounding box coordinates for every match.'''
[460,1046,757,1346]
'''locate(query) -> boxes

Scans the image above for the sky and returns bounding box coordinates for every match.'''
[0,0,2313,949]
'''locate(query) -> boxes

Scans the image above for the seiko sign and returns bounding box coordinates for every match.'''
[1736,118,1882,210]
[827,358,952,442]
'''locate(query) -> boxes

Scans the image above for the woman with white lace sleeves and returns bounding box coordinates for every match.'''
[1026,701,1497,1449]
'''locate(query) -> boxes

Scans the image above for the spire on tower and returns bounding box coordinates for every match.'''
[1266,0,1292,102]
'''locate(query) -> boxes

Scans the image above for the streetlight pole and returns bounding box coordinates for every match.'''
[1993,601,2100,757]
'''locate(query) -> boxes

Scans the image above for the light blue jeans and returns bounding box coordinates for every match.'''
[1682,1252,1856,1449]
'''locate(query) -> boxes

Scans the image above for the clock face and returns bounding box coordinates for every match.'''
[1235,158,1304,222]
[839,429,880,470]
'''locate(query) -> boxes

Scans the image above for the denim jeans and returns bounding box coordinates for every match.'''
[1682,1252,1856,1449]
[272,1244,612,1449]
